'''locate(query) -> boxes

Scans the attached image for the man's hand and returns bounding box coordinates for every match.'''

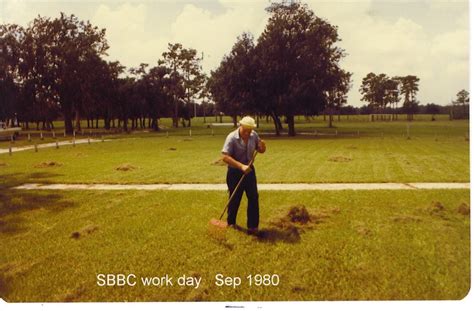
[240,164,252,175]
[257,139,266,153]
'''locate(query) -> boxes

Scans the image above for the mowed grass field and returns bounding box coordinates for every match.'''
[0,189,469,301]
[0,119,469,185]
[0,117,470,302]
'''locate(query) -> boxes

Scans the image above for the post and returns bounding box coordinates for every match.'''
[55,140,59,149]
[407,124,410,139]
[52,131,56,138]
[8,144,12,156]
[10,135,14,143]
[28,133,31,141]
[189,129,192,137]
[101,135,104,142]
[73,138,76,147]
[40,132,43,140]
[88,137,90,144]
[166,131,169,138]
[73,130,76,138]
[34,143,38,152]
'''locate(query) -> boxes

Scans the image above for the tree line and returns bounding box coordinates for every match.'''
[0,14,207,134]
[1,1,467,137]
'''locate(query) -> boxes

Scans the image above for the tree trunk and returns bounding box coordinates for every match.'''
[232,115,237,128]
[104,115,110,130]
[122,118,128,131]
[270,111,281,136]
[75,110,81,131]
[287,114,295,136]
[63,106,74,134]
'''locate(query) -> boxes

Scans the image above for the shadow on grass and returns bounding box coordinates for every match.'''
[254,227,301,243]
[0,172,75,236]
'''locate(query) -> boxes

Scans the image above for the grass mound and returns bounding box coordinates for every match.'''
[390,215,422,223]
[458,203,470,216]
[168,147,177,151]
[428,201,444,214]
[34,161,62,168]
[115,164,137,171]
[328,155,352,162]
[259,204,329,243]
[71,225,99,239]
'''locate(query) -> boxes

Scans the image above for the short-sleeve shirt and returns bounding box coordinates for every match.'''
[222,128,260,165]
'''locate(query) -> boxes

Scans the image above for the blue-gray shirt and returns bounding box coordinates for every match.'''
[222,128,260,165]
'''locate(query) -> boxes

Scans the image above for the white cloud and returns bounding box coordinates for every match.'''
[169,1,268,73]
[306,0,469,106]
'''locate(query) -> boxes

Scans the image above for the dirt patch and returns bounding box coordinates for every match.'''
[458,203,470,216]
[390,215,422,223]
[71,225,99,239]
[328,156,352,162]
[34,161,62,168]
[115,164,137,171]
[211,158,226,166]
[168,147,177,151]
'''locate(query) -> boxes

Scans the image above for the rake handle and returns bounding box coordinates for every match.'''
[219,150,258,220]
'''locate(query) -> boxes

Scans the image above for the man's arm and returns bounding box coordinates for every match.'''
[222,153,251,174]
[257,139,266,153]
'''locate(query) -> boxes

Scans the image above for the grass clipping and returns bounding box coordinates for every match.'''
[115,163,138,171]
[34,161,62,168]
[261,204,329,243]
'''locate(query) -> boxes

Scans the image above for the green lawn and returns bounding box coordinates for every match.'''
[0,116,470,302]
[0,131,469,185]
[0,189,469,301]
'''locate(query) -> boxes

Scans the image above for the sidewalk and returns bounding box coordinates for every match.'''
[0,139,107,154]
[13,182,470,191]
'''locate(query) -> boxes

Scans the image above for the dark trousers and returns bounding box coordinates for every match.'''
[226,166,259,229]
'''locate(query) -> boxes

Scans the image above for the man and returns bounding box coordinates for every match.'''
[221,116,266,234]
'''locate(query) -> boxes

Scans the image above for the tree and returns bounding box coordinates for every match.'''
[395,75,420,121]
[161,43,204,128]
[209,33,257,127]
[26,13,109,134]
[455,89,469,117]
[254,1,350,136]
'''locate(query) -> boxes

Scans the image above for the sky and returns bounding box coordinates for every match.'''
[0,0,470,107]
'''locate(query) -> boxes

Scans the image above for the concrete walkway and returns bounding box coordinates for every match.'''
[0,139,107,154]
[13,182,470,191]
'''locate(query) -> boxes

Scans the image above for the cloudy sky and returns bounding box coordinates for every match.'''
[0,0,469,107]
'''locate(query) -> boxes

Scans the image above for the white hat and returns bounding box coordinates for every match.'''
[239,116,257,129]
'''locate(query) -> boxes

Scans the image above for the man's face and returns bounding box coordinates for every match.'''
[239,126,252,140]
